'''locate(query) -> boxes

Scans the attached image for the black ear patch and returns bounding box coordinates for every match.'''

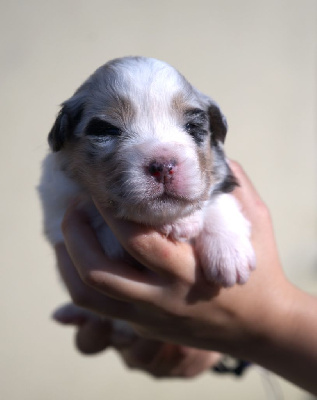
[48,99,84,152]
[217,166,239,193]
[208,104,228,143]
[48,109,70,152]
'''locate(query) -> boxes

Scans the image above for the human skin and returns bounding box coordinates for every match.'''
[53,301,222,378]
[57,162,317,394]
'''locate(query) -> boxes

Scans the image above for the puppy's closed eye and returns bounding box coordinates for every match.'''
[184,109,208,144]
[185,123,208,144]
[85,118,122,137]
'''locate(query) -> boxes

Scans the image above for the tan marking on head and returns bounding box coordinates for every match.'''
[61,138,114,202]
[170,91,196,120]
[101,96,136,130]
[171,92,188,113]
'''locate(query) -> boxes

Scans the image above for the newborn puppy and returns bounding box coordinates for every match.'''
[39,56,255,287]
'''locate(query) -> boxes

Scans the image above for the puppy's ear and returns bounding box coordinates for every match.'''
[207,101,228,143]
[48,95,84,152]
[48,108,70,152]
[204,98,237,193]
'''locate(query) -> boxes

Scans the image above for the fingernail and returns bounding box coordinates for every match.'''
[52,304,89,326]
[52,307,72,324]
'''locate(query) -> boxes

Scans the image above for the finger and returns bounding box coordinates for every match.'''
[230,161,260,201]
[75,319,113,354]
[52,303,113,354]
[229,161,274,239]
[148,343,189,377]
[93,198,198,283]
[121,339,163,368]
[61,206,164,303]
[55,243,140,320]
[229,162,281,271]
[52,303,98,325]
[52,303,138,354]
[169,348,222,378]
[125,343,220,378]
[229,161,267,219]
[121,341,187,378]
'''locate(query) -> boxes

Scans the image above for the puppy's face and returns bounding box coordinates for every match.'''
[49,57,234,225]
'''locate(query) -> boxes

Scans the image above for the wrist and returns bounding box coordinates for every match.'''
[226,272,293,361]
[239,279,317,394]
[244,280,294,359]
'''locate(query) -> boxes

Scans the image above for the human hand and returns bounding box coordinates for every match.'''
[53,302,221,378]
[55,161,317,394]
[59,161,287,356]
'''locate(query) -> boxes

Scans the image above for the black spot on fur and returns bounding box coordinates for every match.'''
[48,99,84,152]
[184,109,209,145]
[211,142,238,194]
[216,169,239,193]
[85,118,121,137]
[208,104,228,143]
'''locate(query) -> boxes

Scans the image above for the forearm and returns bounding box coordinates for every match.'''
[244,282,317,394]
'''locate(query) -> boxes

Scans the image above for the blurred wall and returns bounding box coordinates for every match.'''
[1,1,316,399]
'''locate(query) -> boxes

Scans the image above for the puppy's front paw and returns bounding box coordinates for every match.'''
[196,233,256,287]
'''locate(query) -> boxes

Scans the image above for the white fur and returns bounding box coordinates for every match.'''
[39,56,255,287]
[38,153,81,244]
[38,155,125,260]
[196,194,256,287]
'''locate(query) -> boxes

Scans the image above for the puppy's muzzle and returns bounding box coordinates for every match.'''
[148,159,177,184]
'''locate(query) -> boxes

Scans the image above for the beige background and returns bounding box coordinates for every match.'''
[1,1,316,399]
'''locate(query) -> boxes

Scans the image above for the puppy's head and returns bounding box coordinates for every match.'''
[49,57,235,225]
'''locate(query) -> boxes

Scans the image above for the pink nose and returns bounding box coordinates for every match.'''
[148,160,176,183]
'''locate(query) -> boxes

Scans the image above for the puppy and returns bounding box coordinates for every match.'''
[39,56,255,290]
